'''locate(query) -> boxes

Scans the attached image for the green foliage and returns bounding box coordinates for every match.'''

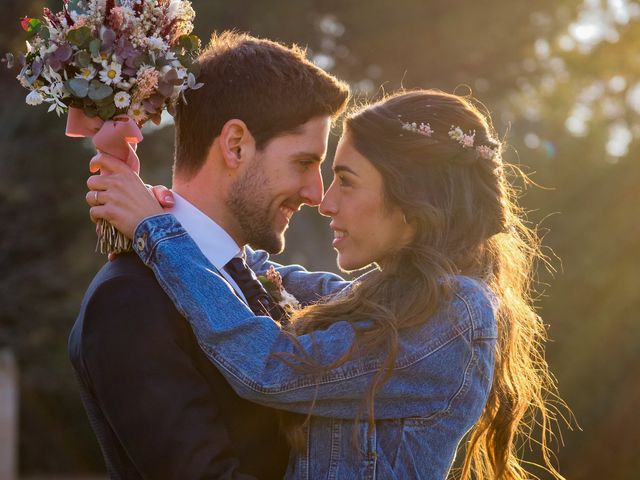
[87,80,113,102]
[177,34,201,52]
[65,78,89,98]
[66,26,93,49]
[2,0,640,478]
[88,38,101,58]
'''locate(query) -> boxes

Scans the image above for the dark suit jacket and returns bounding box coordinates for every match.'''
[69,253,289,479]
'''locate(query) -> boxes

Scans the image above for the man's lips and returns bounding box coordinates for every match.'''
[278,204,299,224]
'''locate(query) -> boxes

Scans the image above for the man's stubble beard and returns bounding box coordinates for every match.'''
[226,162,285,254]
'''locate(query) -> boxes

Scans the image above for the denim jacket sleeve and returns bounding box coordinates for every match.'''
[133,214,495,418]
[244,246,351,306]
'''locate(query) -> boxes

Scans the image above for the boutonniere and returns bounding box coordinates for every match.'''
[257,266,301,314]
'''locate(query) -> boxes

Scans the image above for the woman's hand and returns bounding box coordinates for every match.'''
[86,153,164,238]
[150,184,176,208]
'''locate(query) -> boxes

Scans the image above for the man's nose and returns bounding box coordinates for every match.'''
[301,168,324,207]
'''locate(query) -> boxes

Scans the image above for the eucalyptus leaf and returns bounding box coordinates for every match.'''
[98,103,116,120]
[101,28,116,49]
[158,81,173,97]
[164,68,182,86]
[66,78,90,98]
[83,107,98,118]
[89,39,101,58]
[54,44,73,62]
[94,94,114,106]
[74,51,91,68]
[88,81,113,102]
[67,26,92,48]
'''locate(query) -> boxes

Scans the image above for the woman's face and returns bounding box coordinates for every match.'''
[319,133,415,271]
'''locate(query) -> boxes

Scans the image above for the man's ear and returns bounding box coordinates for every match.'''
[219,119,256,169]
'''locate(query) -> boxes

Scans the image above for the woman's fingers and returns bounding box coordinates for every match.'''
[89,205,111,224]
[85,152,164,238]
[86,189,100,206]
[87,174,105,191]
[89,152,130,174]
[151,185,175,207]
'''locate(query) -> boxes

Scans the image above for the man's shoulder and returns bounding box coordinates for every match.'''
[93,252,153,282]
[75,253,171,330]
[82,253,159,298]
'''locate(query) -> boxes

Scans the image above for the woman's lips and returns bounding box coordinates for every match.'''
[331,226,348,247]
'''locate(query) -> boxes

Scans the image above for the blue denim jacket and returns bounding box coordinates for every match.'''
[133,214,498,480]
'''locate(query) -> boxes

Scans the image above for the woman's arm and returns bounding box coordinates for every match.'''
[133,215,368,408]
[245,247,351,306]
[133,214,477,419]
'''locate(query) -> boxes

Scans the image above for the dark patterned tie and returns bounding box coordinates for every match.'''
[223,257,287,324]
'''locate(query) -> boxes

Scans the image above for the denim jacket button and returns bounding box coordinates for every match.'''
[135,236,146,252]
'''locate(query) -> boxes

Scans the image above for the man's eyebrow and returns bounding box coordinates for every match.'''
[333,164,359,176]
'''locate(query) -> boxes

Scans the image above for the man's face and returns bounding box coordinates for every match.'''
[226,116,331,253]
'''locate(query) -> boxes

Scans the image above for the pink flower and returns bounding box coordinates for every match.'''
[265,266,283,291]
[133,66,159,102]
[108,7,126,32]
[461,132,475,148]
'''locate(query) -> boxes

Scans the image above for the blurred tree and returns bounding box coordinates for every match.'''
[1,0,639,477]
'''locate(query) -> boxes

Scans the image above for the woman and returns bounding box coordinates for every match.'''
[88,90,565,479]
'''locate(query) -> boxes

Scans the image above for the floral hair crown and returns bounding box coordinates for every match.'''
[400,120,498,161]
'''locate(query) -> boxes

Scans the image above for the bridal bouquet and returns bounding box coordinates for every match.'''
[13,0,203,254]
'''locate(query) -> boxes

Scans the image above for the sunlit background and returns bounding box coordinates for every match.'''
[1,0,639,478]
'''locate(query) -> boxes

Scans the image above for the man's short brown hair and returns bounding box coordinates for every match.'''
[174,31,350,177]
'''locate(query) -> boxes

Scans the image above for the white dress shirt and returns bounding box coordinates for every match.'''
[168,192,248,304]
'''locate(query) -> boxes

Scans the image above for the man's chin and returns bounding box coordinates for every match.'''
[248,232,285,254]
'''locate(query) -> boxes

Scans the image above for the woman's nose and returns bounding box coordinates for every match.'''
[319,183,338,217]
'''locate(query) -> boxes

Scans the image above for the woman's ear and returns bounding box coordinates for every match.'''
[401,211,417,245]
[219,119,256,169]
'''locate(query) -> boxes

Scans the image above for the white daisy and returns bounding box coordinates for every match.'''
[128,102,147,123]
[114,91,131,108]
[99,61,122,85]
[75,65,97,80]
[25,90,43,106]
[92,51,111,65]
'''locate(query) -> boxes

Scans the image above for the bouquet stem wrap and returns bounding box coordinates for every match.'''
[66,107,143,255]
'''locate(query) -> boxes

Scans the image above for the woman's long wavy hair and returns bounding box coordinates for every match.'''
[280,89,567,480]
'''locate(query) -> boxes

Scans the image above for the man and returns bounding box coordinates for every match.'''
[69,31,349,479]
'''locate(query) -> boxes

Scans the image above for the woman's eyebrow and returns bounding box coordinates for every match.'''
[333,164,359,176]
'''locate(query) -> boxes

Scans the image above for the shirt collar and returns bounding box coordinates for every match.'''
[168,192,242,269]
